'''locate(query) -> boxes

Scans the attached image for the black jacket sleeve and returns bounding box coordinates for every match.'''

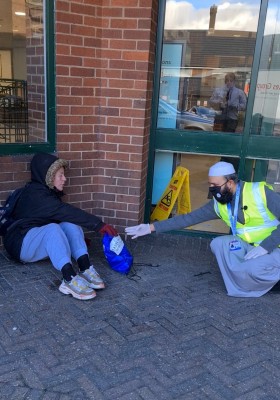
[13,183,104,232]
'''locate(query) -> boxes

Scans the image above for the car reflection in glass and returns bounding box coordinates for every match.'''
[157,99,214,131]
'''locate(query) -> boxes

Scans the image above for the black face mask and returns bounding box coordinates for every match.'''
[208,183,233,204]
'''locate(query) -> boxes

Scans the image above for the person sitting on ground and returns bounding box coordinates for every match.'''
[3,152,118,301]
[126,161,280,298]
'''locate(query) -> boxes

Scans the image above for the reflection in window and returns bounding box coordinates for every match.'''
[0,0,45,143]
[251,0,280,136]
[266,160,280,192]
[157,1,261,134]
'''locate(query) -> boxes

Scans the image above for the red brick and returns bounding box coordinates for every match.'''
[70,67,95,77]
[125,8,152,19]
[123,51,149,61]
[123,30,151,40]
[105,185,129,195]
[105,135,130,144]
[100,7,123,18]
[84,16,105,28]
[118,195,140,205]
[57,76,83,86]
[71,46,96,58]
[98,28,122,39]
[96,143,118,152]
[95,126,118,135]
[56,11,83,25]
[106,152,130,162]
[84,37,105,47]
[56,1,70,12]
[119,126,144,135]
[56,44,71,55]
[70,3,97,16]
[111,19,137,29]
[98,107,120,116]
[107,117,132,126]
[138,20,153,30]
[56,23,71,34]
[83,116,105,124]
[109,60,135,70]
[57,133,82,142]
[104,201,128,211]
[113,0,138,6]
[120,108,146,118]
[93,193,116,202]
[70,143,94,151]
[110,39,136,50]
[107,98,132,108]
[56,32,83,46]
[56,66,70,76]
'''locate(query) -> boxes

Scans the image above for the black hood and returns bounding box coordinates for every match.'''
[30,153,60,185]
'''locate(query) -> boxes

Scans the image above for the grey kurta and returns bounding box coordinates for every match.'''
[153,181,280,297]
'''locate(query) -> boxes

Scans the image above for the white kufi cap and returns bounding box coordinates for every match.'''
[208,161,235,177]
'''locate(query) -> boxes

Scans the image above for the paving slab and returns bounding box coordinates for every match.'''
[0,233,280,400]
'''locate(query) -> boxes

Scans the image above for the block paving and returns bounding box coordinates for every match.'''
[0,233,280,399]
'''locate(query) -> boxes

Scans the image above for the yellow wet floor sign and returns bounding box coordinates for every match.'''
[151,166,191,221]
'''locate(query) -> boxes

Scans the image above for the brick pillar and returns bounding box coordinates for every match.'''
[56,0,158,231]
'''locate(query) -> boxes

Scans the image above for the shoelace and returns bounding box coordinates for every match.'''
[127,262,160,282]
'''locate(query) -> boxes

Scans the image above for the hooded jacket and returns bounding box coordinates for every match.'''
[4,153,104,261]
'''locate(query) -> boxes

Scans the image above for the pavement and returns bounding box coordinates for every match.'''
[0,232,280,400]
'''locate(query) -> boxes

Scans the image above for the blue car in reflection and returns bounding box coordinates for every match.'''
[188,105,217,119]
[157,99,214,131]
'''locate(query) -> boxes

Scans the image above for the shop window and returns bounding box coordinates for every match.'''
[151,152,231,234]
[266,160,280,190]
[251,0,280,137]
[157,1,261,135]
[0,0,54,148]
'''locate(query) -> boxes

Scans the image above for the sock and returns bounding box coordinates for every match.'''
[61,263,76,282]
[77,254,91,272]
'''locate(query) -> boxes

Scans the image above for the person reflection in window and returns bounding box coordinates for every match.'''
[209,72,247,133]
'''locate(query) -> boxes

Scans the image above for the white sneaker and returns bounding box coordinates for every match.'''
[59,275,96,300]
[80,265,105,289]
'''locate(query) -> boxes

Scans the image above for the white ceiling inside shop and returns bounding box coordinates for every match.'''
[0,0,39,36]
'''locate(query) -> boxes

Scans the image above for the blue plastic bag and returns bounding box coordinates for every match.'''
[102,233,133,274]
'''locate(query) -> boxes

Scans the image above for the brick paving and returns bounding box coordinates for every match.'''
[0,233,280,399]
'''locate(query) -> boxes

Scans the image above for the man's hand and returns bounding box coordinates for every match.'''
[98,223,118,236]
[244,245,268,260]
[125,224,151,239]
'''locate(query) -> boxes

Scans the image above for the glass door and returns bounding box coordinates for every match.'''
[146,0,270,233]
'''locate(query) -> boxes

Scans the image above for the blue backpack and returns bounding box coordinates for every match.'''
[0,186,26,236]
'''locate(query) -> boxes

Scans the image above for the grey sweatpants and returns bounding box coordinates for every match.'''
[20,222,88,271]
[210,235,280,297]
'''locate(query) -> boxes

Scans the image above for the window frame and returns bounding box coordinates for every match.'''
[145,0,270,223]
[0,0,55,155]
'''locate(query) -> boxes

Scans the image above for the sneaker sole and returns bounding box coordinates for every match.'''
[59,285,96,300]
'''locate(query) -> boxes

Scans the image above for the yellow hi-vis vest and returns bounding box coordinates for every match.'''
[213,182,279,244]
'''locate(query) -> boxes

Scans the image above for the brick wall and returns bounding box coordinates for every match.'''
[0,0,158,247]
[55,0,158,231]
[0,155,33,240]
